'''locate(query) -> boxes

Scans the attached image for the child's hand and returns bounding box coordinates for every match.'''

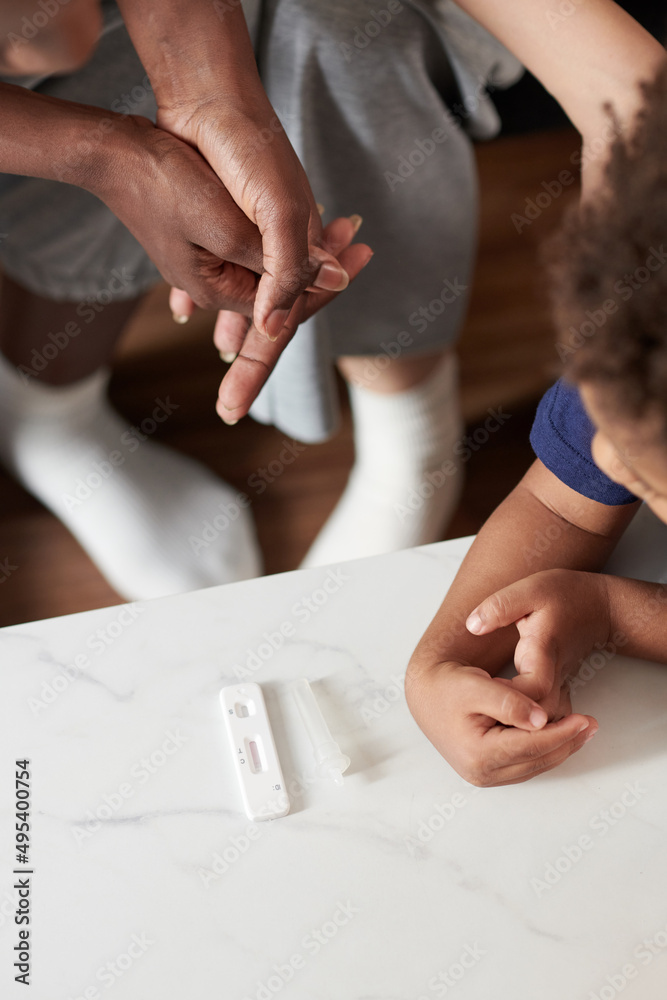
[406,659,596,787]
[466,568,613,707]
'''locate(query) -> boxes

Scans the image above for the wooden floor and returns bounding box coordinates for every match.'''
[0,126,581,627]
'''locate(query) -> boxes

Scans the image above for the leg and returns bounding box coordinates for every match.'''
[0,14,263,599]
[0,0,101,76]
[0,272,140,385]
[0,276,262,599]
[258,0,475,563]
[301,347,463,567]
[336,352,443,395]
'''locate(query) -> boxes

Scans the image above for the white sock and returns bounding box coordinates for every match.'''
[0,354,262,600]
[301,351,464,568]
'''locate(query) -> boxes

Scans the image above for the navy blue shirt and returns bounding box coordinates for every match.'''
[530,380,638,506]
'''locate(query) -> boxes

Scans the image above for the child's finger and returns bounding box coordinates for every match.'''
[305,216,366,291]
[481,714,598,785]
[465,671,548,731]
[512,627,559,702]
[169,287,196,324]
[321,215,363,255]
[213,310,251,363]
[466,578,541,636]
[216,243,372,423]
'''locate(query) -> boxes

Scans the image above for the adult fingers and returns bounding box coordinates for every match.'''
[190,257,260,313]
[252,200,349,341]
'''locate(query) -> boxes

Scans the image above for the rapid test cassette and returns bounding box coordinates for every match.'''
[220,682,290,821]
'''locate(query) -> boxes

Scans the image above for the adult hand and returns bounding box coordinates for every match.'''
[157,91,351,343]
[90,114,267,311]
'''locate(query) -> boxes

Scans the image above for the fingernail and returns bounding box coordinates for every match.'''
[220,351,237,363]
[577,721,589,735]
[316,203,325,216]
[349,214,363,234]
[530,708,547,729]
[265,308,291,341]
[172,313,189,325]
[466,612,483,635]
[217,405,238,425]
[313,261,349,293]
[584,728,598,744]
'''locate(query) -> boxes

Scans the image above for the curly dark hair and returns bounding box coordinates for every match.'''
[545,60,667,421]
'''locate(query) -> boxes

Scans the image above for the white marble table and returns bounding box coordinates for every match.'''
[1,533,666,1000]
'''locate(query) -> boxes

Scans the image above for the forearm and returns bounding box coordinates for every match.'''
[0,82,124,191]
[115,0,261,113]
[411,461,637,676]
[603,576,667,664]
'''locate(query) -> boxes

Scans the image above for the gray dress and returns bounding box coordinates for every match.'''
[0,0,521,442]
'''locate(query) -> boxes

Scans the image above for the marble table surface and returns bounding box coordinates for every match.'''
[1,531,666,1000]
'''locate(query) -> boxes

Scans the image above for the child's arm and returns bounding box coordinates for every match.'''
[469,571,667,668]
[457,0,666,192]
[458,0,664,134]
[405,459,638,786]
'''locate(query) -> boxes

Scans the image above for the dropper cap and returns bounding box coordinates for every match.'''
[292,678,351,786]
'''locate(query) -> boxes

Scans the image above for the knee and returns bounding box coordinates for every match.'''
[1,0,102,77]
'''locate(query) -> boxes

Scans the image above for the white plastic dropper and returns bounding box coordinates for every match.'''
[292,678,351,786]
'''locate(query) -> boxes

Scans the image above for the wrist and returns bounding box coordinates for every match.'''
[51,105,142,195]
[119,1,262,135]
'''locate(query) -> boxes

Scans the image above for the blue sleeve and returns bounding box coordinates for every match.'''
[530,380,638,506]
